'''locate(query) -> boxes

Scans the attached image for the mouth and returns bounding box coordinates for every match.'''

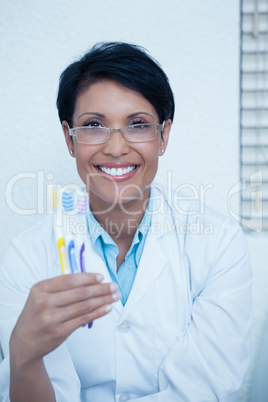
[98,165,136,176]
[96,164,138,181]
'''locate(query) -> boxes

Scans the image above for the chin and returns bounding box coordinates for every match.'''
[89,187,150,210]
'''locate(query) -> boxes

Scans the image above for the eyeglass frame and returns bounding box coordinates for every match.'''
[66,121,166,145]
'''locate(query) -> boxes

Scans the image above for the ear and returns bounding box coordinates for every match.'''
[159,119,172,156]
[62,120,75,157]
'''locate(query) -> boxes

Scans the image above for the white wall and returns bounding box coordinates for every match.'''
[1,1,267,399]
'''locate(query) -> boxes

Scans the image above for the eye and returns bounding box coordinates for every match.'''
[82,119,103,128]
[130,118,148,126]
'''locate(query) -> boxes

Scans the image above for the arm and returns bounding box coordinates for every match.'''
[8,273,120,402]
[1,270,119,402]
[0,218,121,402]
[9,355,55,402]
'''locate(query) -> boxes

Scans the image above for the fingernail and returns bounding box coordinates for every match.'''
[110,283,119,292]
[112,292,121,300]
[105,305,112,312]
[96,274,104,282]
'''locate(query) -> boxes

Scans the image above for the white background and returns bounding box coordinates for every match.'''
[0,0,267,399]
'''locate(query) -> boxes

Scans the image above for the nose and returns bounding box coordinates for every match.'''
[102,128,130,157]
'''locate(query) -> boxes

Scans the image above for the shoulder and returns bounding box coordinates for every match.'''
[151,183,251,300]
[0,216,58,291]
[10,215,56,261]
[151,183,250,271]
[151,182,243,238]
[13,215,55,243]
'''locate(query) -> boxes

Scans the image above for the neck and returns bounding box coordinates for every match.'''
[89,188,150,242]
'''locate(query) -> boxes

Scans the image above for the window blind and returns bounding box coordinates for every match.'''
[241,0,268,231]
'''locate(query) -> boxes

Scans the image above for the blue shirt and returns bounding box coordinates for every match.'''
[86,197,153,305]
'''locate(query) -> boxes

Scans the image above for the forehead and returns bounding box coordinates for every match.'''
[73,79,158,123]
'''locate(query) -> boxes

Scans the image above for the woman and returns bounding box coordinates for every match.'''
[0,42,251,401]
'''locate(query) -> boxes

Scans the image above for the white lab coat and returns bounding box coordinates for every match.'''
[0,184,252,402]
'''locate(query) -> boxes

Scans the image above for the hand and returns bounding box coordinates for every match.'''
[9,273,120,368]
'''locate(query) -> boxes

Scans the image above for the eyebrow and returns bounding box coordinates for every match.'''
[77,112,105,119]
[127,112,154,119]
[77,111,155,120]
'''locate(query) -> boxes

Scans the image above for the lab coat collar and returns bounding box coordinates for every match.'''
[147,183,177,238]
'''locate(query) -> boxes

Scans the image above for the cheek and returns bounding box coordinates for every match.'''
[75,149,87,170]
[138,140,160,158]
[146,142,160,162]
[141,145,160,177]
[73,147,94,183]
[74,143,96,166]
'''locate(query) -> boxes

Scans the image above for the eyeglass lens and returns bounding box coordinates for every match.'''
[74,124,160,144]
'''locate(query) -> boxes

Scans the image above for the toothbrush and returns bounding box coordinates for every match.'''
[49,185,71,275]
[68,239,79,274]
[62,189,89,273]
[76,190,89,273]
[61,188,92,328]
[62,190,79,273]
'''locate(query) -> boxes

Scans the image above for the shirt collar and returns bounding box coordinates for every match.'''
[86,192,153,249]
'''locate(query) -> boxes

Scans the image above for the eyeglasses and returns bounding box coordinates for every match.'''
[67,122,165,144]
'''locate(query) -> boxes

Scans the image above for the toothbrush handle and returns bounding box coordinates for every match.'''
[80,243,85,272]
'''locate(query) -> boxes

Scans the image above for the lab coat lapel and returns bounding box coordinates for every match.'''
[84,234,123,315]
[118,231,168,322]
[118,191,175,322]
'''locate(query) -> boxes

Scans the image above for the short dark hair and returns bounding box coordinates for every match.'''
[56,42,175,125]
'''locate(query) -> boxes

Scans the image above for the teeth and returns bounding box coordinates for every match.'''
[99,166,136,176]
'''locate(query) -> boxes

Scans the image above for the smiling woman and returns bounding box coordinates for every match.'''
[0,42,252,402]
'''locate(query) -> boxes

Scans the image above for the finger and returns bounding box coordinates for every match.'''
[56,291,121,324]
[54,304,113,342]
[33,273,104,294]
[74,304,113,327]
[50,282,119,308]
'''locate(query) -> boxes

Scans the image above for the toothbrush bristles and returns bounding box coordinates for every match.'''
[77,192,89,214]
[51,191,59,208]
[62,190,75,212]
